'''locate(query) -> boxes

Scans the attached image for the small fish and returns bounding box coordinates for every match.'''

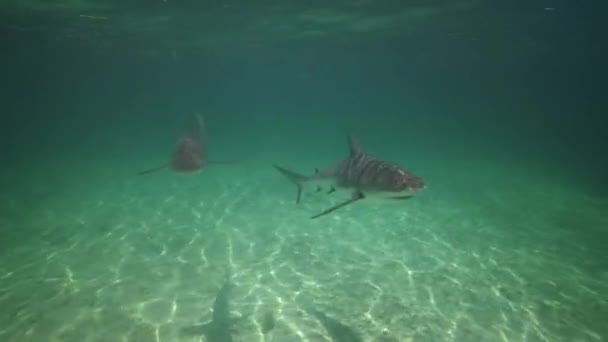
[274,133,425,218]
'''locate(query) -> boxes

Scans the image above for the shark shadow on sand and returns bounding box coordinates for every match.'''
[274,133,425,219]
[311,309,363,342]
[180,270,244,342]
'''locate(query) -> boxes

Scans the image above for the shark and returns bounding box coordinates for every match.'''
[179,271,239,342]
[138,113,236,176]
[138,113,207,175]
[274,134,425,219]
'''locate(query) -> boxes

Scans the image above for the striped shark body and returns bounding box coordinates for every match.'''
[274,134,425,219]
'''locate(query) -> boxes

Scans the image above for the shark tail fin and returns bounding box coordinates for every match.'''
[273,164,309,204]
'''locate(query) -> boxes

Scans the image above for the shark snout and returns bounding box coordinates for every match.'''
[409,181,425,194]
[394,170,424,193]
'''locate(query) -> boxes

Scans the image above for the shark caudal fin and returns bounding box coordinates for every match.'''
[273,164,310,204]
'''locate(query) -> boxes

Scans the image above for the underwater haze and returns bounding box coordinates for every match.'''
[0,0,606,341]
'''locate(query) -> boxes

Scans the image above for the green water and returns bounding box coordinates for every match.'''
[1,1,606,341]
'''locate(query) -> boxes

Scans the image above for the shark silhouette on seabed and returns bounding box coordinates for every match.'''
[274,134,425,219]
[180,270,241,342]
[312,309,362,342]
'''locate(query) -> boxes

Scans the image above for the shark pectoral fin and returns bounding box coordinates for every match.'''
[311,191,365,219]
[327,186,336,194]
[137,163,169,175]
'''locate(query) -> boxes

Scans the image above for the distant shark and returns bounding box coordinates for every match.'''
[138,113,235,175]
[180,271,239,342]
[138,113,207,175]
[274,134,425,219]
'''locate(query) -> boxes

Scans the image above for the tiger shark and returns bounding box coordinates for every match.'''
[274,134,425,219]
[138,113,207,175]
[138,113,236,175]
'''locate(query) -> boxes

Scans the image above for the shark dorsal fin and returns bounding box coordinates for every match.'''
[347,133,362,156]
